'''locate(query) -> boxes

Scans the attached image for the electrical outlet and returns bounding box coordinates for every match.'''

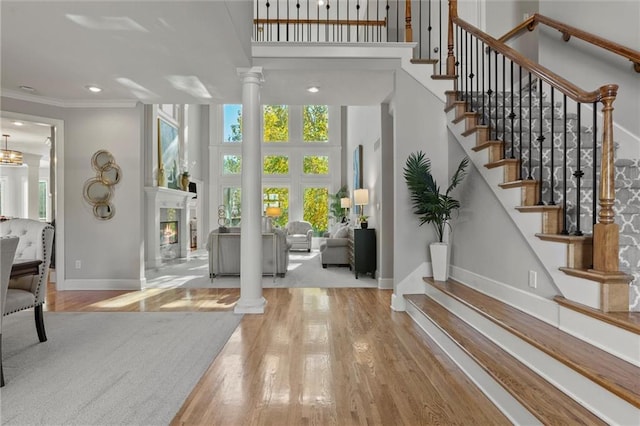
[528,270,537,288]
[75,260,81,269]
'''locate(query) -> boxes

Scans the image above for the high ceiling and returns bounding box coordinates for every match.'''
[0,1,396,156]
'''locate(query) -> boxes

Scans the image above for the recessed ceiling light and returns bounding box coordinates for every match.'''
[19,85,35,93]
[12,121,24,126]
[86,85,102,93]
[307,86,320,93]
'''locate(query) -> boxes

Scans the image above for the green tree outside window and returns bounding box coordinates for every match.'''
[263,187,289,228]
[303,187,329,235]
[224,104,242,142]
[223,155,242,174]
[303,105,328,142]
[302,155,329,174]
[263,105,289,142]
[263,155,289,175]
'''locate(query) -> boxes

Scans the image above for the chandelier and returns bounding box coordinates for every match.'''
[0,134,23,165]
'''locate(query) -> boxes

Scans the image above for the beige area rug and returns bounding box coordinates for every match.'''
[145,249,378,289]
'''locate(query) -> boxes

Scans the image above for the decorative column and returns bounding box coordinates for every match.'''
[23,153,42,220]
[235,67,266,314]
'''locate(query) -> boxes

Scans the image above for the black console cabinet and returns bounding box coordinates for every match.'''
[349,228,376,279]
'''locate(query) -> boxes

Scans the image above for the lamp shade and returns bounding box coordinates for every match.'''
[354,188,369,206]
[340,197,351,208]
[265,206,282,217]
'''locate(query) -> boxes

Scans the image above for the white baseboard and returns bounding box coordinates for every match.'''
[391,262,430,311]
[450,265,559,327]
[377,278,393,290]
[61,279,143,290]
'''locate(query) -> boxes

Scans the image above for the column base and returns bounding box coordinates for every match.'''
[234,296,267,314]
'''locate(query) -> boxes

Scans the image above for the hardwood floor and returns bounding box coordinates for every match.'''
[46,282,508,425]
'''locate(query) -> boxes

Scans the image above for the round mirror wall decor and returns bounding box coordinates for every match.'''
[83,150,122,220]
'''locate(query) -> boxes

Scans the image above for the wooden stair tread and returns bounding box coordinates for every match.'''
[499,179,538,189]
[432,74,457,80]
[423,277,640,408]
[485,158,519,169]
[558,267,634,284]
[405,294,606,425]
[410,58,439,64]
[472,140,502,152]
[515,205,562,213]
[535,233,592,243]
[554,296,640,335]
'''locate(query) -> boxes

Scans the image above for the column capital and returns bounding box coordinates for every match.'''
[237,66,264,84]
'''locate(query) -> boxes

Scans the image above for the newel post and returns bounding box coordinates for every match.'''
[405,0,413,42]
[446,0,458,75]
[593,84,619,272]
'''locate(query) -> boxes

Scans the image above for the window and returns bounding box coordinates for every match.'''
[263,105,289,142]
[264,155,289,175]
[38,181,47,220]
[303,187,329,236]
[263,187,289,228]
[223,155,242,174]
[303,155,329,175]
[303,105,329,142]
[222,187,242,226]
[224,104,242,142]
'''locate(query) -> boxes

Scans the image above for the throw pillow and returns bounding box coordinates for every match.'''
[333,225,349,239]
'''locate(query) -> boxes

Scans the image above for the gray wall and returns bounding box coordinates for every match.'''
[448,132,558,298]
[393,69,449,287]
[1,97,145,287]
[538,1,640,141]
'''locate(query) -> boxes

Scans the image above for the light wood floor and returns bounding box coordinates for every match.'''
[46,282,509,425]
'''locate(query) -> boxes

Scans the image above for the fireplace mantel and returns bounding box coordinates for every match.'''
[145,187,195,268]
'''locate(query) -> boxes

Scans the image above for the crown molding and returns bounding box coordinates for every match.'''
[1,89,139,109]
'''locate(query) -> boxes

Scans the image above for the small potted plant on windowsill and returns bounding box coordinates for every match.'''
[359,214,369,229]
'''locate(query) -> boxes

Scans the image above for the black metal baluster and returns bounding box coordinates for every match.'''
[438,0,442,73]
[276,0,280,41]
[358,0,362,42]
[265,0,270,41]
[502,55,506,158]
[418,0,422,57]
[494,51,498,141]
[464,30,468,110]
[481,41,486,126]
[574,104,583,235]
[537,80,545,205]
[509,59,515,159]
[326,2,330,42]
[469,32,474,111]
[561,95,568,234]
[286,0,290,41]
[348,0,351,42]
[386,0,389,42]
[394,0,397,42]
[307,0,310,41]
[455,25,460,101]
[518,65,523,180]
[549,87,555,205]
[527,72,532,180]
[376,0,379,42]
[428,0,433,59]
[592,103,598,227]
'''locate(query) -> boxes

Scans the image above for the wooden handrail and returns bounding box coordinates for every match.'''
[254,18,386,27]
[452,16,609,104]
[497,13,640,73]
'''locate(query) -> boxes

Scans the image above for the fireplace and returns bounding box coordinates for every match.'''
[145,187,195,267]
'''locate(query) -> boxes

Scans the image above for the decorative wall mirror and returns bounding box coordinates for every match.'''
[83,150,122,220]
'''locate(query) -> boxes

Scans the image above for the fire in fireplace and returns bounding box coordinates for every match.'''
[160,221,178,245]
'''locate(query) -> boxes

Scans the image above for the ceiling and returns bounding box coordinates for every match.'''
[0,1,396,157]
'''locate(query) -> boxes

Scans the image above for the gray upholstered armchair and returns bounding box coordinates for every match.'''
[1,236,19,387]
[285,221,313,252]
[0,219,55,344]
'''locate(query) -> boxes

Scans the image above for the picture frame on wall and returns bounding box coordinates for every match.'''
[353,144,363,190]
[158,117,179,189]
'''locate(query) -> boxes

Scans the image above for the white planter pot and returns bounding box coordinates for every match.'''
[430,242,450,281]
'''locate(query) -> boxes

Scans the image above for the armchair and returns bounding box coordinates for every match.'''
[0,219,55,343]
[1,236,19,387]
[285,221,313,252]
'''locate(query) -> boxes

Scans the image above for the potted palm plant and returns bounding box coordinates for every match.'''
[403,151,469,281]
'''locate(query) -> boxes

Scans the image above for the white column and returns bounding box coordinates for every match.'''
[23,153,42,220]
[235,67,266,314]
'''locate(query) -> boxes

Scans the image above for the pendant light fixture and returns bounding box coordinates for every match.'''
[0,134,23,165]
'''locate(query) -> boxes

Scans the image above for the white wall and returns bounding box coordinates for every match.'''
[484,0,539,62]
[0,165,27,217]
[538,1,640,155]
[392,69,450,287]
